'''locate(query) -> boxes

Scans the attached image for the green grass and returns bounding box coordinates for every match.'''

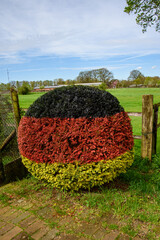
[1,153,160,238]
[0,193,11,205]
[19,88,160,112]
[1,137,20,165]
[108,88,160,153]
[108,88,160,112]
[19,92,46,109]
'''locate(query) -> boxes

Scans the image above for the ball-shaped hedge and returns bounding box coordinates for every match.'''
[18,85,134,191]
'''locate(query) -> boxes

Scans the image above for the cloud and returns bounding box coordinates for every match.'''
[0,0,159,64]
[9,63,135,73]
[137,66,142,70]
[59,64,134,71]
[152,65,157,69]
[11,68,50,72]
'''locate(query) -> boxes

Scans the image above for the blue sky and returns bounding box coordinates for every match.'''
[0,0,160,83]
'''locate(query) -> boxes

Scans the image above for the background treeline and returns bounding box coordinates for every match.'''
[0,68,160,94]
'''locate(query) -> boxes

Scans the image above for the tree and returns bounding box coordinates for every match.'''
[128,70,144,81]
[76,71,93,83]
[124,0,160,32]
[30,81,36,90]
[144,76,160,86]
[76,68,113,86]
[66,79,75,85]
[53,78,65,85]
[98,82,107,91]
[18,85,30,95]
[0,83,8,91]
[133,75,145,85]
[17,81,30,95]
[118,80,131,88]
[97,68,114,85]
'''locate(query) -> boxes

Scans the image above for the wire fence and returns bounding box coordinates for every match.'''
[0,90,20,165]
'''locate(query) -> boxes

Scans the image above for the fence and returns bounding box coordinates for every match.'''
[0,88,27,184]
[128,95,160,161]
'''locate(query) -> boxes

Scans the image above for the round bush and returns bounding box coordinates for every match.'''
[18,85,134,191]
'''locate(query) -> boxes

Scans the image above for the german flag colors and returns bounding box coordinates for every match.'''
[18,86,134,191]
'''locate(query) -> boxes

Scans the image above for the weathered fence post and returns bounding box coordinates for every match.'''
[10,88,21,132]
[141,95,153,161]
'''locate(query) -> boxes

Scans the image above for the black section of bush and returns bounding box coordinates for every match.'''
[26,86,124,118]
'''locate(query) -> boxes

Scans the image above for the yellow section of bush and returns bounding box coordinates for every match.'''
[22,150,134,191]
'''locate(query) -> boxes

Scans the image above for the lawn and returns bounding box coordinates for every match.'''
[19,88,160,111]
[0,153,160,239]
[107,88,160,154]
[18,91,45,109]
[108,88,160,112]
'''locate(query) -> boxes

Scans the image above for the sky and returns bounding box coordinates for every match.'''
[0,0,160,84]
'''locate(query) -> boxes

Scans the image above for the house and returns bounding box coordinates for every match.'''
[33,82,102,92]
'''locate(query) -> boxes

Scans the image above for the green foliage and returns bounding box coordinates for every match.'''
[128,69,144,81]
[108,224,119,230]
[0,83,10,91]
[19,86,134,191]
[121,224,138,237]
[0,193,11,205]
[133,75,145,85]
[124,0,160,32]
[76,68,113,85]
[18,85,30,95]
[20,108,26,117]
[22,150,134,191]
[144,76,160,87]
[98,82,107,91]
[1,151,160,239]
[55,78,65,85]
[120,154,160,194]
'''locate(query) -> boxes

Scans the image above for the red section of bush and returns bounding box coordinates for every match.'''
[18,112,134,165]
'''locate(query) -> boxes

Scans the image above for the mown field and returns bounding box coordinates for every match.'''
[19,88,160,111]
[108,88,160,154]
[18,87,160,153]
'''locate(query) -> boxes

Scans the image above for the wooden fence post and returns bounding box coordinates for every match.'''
[141,95,153,161]
[10,88,21,132]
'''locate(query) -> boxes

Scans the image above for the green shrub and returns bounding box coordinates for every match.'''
[22,150,134,191]
[98,82,107,91]
[18,86,30,95]
[18,86,134,191]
